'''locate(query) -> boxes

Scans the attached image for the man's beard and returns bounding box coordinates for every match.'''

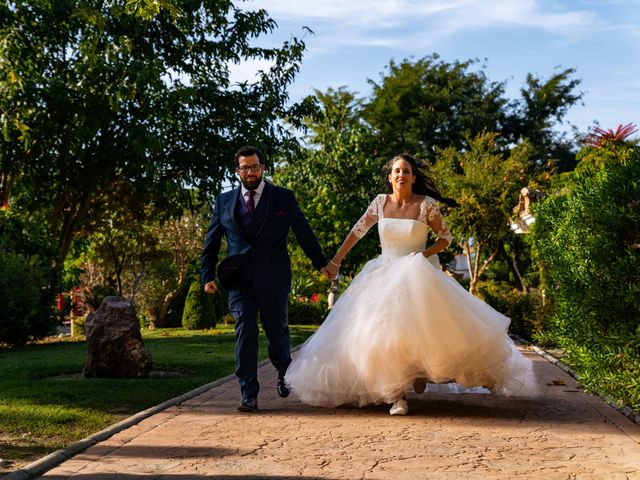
[240,175,262,190]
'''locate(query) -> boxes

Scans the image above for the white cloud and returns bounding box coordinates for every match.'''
[238,0,638,133]
[228,59,276,85]
[250,0,598,50]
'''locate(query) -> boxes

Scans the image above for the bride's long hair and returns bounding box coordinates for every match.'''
[383,153,459,208]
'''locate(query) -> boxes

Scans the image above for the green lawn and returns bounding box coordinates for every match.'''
[0,325,317,473]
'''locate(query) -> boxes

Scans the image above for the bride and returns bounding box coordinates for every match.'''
[285,153,536,415]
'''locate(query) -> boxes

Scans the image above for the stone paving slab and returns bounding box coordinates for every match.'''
[24,347,640,479]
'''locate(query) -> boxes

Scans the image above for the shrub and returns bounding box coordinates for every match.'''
[72,315,86,337]
[0,252,52,345]
[476,281,542,340]
[181,281,217,330]
[558,330,640,410]
[166,270,229,328]
[0,210,57,345]
[533,145,640,339]
[288,299,327,325]
[532,142,640,409]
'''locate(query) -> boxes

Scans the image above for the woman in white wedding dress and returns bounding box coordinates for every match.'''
[285,154,536,415]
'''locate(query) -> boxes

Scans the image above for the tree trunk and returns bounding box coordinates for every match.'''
[53,142,100,264]
[1,172,14,208]
[154,271,187,328]
[156,293,174,328]
[1,141,33,208]
[508,248,527,294]
[105,230,128,298]
[129,264,146,304]
[149,290,176,329]
[468,241,482,296]
[464,240,474,282]
[57,189,94,264]
[466,240,498,296]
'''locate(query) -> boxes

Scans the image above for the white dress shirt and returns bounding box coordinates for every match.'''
[241,180,265,209]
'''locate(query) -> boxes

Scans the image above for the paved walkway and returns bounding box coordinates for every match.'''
[21,347,640,479]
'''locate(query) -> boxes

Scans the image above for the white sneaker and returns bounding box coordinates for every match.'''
[389,398,408,415]
[413,378,427,394]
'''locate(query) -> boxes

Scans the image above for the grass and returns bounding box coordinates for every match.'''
[0,325,318,473]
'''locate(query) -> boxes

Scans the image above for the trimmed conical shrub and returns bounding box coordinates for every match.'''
[181,281,216,330]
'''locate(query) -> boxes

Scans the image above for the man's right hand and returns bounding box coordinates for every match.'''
[203,281,218,294]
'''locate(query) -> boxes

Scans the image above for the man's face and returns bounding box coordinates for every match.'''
[236,154,264,190]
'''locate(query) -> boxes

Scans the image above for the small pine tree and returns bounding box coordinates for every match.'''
[181,281,216,330]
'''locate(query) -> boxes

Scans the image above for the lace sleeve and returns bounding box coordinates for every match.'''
[350,194,384,238]
[421,197,453,246]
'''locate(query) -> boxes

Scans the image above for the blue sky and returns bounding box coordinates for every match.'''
[234,0,640,136]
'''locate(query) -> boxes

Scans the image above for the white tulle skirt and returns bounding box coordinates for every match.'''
[285,253,537,407]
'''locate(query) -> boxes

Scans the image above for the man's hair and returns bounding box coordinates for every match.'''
[234,146,264,166]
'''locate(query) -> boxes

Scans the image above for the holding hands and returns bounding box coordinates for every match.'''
[203,281,219,294]
[323,258,341,280]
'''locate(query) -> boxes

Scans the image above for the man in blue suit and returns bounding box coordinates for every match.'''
[201,146,329,412]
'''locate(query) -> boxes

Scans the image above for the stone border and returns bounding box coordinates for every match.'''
[2,356,270,480]
[515,336,640,426]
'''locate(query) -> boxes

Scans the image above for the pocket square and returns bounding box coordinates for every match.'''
[274,209,288,216]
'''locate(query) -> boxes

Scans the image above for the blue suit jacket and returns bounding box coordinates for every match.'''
[201,182,326,295]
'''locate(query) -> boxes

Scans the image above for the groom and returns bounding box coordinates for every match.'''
[201,146,329,412]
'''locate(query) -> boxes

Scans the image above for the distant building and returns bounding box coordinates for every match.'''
[510,187,546,234]
[449,253,471,280]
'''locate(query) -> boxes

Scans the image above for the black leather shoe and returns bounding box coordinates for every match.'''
[237,398,258,412]
[277,375,290,398]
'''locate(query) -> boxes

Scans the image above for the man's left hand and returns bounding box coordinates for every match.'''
[321,266,337,280]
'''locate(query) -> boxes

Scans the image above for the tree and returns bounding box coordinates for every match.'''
[125,0,180,19]
[362,55,583,173]
[146,210,206,328]
[488,69,583,294]
[283,56,583,298]
[0,0,309,271]
[78,206,206,328]
[505,68,583,173]
[274,88,381,279]
[363,55,508,163]
[433,133,533,295]
[83,208,160,301]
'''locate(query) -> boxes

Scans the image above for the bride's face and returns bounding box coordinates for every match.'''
[388,159,416,191]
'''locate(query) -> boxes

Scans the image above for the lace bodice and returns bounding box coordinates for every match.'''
[350,194,453,258]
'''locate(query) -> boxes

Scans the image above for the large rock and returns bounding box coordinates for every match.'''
[83,296,152,378]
